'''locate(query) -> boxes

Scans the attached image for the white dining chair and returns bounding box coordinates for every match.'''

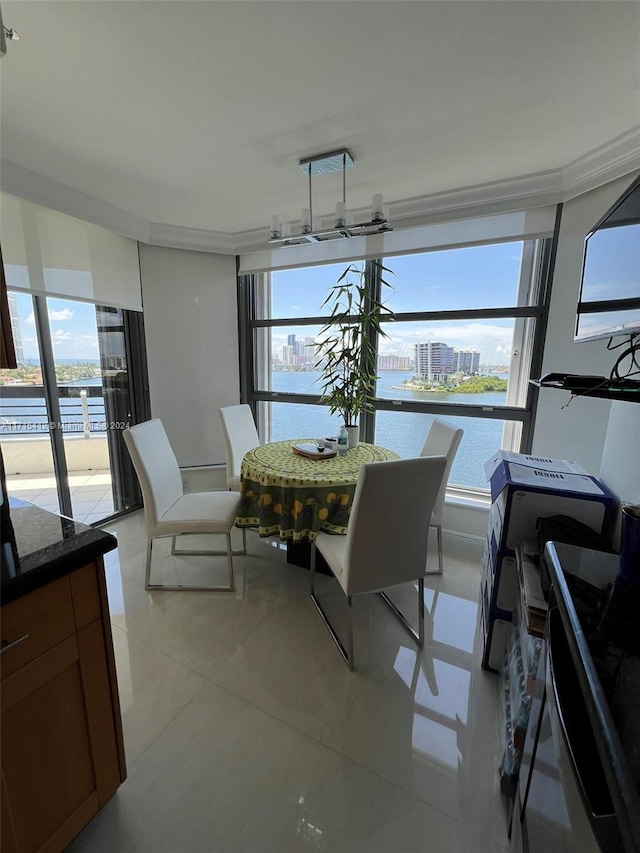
[123,418,246,591]
[310,455,447,670]
[420,419,464,575]
[219,404,261,490]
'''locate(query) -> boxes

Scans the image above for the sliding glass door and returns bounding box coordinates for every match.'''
[0,290,148,523]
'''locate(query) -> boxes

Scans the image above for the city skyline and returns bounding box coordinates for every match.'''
[6,239,524,369]
[269,242,525,366]
[275,332,481,376]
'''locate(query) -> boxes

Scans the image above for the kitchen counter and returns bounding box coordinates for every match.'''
[1,498,125,853]
[1,497,117,605]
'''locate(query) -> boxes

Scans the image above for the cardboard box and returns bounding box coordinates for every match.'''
[488,535,519,612]
[481,577,513,672]
[484,451,614,552]
[484,450,589,480]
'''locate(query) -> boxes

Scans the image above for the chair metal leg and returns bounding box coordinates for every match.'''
[146,533,236,592]
[226,532,235,592]
[425,524,444,575]
[379,576,425,647]
[346,595,354,668]
[309,542,354,670]
[171,531,245,558]
[145,538,153,590]
[310,540,317,594]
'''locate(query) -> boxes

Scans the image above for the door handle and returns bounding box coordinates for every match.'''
[0,634,30,655]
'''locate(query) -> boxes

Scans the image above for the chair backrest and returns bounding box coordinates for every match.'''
[219,404,260,487]
[342,456,447,596]
[122,419,183,535]
[419,419,464,527]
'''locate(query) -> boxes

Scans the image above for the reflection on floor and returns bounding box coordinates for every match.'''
[5,468,114,523]
[68,512,508,853]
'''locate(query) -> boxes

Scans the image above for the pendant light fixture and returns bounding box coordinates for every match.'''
[269,148,391,246]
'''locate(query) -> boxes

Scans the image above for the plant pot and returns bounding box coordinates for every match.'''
[345,426,360,449]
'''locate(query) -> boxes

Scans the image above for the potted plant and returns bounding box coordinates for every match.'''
[316,260,394,447]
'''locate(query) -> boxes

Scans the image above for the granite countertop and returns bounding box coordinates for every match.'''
[1,498,117,605]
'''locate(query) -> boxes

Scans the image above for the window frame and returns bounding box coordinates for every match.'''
[239,227,557,491]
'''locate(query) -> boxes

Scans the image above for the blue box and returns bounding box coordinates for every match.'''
[481,581,513,672]
[483,532,520,613]
[484,452,614,552]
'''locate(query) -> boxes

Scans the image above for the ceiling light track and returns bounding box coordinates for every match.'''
[269,148,391,246]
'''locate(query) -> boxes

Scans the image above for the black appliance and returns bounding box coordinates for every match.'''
[575,173,640,343]
[517,543,640,853]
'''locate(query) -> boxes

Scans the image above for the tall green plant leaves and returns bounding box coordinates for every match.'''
[316,261,394,426]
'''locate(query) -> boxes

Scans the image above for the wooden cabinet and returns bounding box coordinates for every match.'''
[1,561,126,853]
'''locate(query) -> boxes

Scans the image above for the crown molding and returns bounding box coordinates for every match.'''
[0,159,150,243]
[148,222,237,254]
[2,128,639,256]
[561,126,640,200]
[231,170,565,254]
[386,169,562,231]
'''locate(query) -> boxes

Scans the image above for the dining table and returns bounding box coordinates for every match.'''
[235,438,400,544]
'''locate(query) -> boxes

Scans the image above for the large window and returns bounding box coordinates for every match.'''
[243,235,551,493]
[0,290,149,523]
[1,193,149,524]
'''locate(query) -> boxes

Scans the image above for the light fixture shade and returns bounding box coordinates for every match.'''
[371,194,384,222]
[269,148,391,246]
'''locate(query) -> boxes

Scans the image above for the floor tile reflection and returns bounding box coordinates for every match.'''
[68,513,509,852]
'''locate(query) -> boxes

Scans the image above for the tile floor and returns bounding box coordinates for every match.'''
[6,469,114,523]
[65,513,509,853]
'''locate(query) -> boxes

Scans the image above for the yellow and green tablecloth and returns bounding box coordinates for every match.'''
[236,439,399,541]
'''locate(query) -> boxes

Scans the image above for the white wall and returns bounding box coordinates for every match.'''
[532,174,637,474]
[138,245,239,467]
[600,402,640,548]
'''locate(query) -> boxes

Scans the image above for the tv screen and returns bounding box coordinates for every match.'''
[575,173,640,342]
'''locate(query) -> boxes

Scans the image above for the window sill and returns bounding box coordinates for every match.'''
[446,486,491,511]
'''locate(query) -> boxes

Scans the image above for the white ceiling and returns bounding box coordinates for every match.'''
[1,1,639,253]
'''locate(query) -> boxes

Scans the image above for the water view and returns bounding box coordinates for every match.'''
[269,370,511,489]
[1,371,511,491]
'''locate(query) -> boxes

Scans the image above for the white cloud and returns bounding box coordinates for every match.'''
[52,329,72,341]
[48,308,74,321]
[379,322,514,363]
[25,311,35,325]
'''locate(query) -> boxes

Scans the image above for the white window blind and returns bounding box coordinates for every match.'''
[1,192,143,311]
[238,206,557,274]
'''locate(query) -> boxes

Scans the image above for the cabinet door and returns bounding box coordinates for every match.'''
[1,622,120,853]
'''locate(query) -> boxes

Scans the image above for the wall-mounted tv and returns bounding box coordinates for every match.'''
[575,173,640,343]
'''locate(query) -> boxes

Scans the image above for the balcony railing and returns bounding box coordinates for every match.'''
[0,385,107,438]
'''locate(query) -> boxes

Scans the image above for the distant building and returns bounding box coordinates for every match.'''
[414,342,455,381]
[377,354,412,371]
[453,349,480,374]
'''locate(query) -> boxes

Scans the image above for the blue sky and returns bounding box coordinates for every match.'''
[9,240,528,367]
[10,290,99,362]
[270,242,525,365]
